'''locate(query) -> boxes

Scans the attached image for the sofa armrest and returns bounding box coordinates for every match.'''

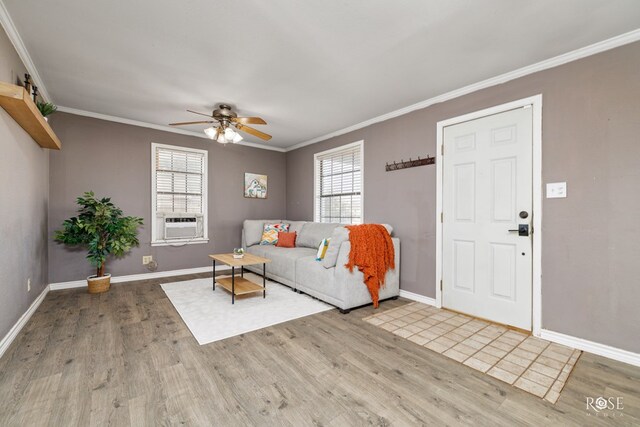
[334,238,401,300]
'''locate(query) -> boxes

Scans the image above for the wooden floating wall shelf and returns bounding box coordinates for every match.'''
[385,156,434,172]
[0,81,61,150]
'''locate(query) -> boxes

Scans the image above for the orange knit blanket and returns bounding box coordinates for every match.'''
[345,224,395,308]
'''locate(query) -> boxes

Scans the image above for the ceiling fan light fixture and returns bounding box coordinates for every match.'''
[203,126,217,139]
[223,127,237,143]
[173,105,271,143]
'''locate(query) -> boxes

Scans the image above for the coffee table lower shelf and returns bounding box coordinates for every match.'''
[216,276,265,296]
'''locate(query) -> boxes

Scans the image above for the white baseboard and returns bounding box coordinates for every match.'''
[0,285,50,359]
[49,265,230,291]
[540,329,640,368]
[399,289,436,306]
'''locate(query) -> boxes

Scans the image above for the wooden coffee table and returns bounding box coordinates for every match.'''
[208,253,271,304]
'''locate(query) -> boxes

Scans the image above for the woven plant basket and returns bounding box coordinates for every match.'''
[87,274,111,294]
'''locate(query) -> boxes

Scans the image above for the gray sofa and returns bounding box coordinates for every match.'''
[241,220,400,313]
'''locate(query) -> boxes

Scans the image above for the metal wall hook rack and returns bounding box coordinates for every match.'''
[385,155,434,172]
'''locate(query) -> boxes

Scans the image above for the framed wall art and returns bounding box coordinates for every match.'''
[244,173,268,199]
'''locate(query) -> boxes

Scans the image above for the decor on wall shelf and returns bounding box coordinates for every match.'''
[23,73,32,93]
[385,156,434,172]
[244,173,268,198]
[36,101,57,121]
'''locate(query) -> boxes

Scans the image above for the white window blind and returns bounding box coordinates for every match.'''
[154,146,205,214]
[314,142,363,224]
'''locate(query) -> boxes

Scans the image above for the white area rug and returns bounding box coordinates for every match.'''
[161,273,333,345]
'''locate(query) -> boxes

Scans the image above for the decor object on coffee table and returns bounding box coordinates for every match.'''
[54,191,143,293]
[233,248,245,259]
[244,172,267,198]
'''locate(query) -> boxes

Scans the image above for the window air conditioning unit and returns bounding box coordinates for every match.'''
[164,215,200,240]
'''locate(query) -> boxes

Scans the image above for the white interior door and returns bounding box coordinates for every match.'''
[442,107,533,330]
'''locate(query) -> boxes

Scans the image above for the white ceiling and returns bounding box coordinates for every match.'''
[2,0,640,149]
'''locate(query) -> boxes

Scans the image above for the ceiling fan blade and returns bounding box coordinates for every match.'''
[232,117,267,125]
[169,120,215,126]
[235,123,272,141]
[187,109,214,118]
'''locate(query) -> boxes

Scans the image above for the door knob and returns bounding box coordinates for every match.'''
[508,224,530,236]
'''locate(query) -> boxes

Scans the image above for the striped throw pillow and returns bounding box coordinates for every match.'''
[260,223,290,245]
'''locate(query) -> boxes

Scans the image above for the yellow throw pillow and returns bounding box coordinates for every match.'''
[316,238,331,260]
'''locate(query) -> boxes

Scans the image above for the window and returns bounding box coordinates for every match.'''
[151,143,208,245]
[314,141,363,224]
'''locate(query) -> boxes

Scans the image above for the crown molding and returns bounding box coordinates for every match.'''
[286,28,640,152]
[0,0,52,102]
[56,106,286,152]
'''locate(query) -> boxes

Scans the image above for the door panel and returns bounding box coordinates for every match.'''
[489,243,516,300]
[454,163,476,222]
[442,107,533,330]
[453,240,475,292]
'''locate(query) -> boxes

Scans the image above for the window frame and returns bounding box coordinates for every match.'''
[151,142,209,246]
[313,140,364,224]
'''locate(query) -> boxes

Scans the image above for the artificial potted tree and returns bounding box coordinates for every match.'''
[54,191,143,293]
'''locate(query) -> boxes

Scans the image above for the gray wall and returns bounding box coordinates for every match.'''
[286,41,640,353]
[48,113,286,283]
[0,27,49,339]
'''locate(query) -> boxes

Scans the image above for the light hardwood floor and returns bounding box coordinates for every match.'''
[0,273,638,426]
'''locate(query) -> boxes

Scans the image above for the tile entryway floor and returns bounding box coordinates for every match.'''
[363,302,581,404]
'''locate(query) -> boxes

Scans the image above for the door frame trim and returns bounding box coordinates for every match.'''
[435,95,543,336]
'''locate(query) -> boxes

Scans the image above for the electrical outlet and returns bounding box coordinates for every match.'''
[142,255,153,265]
[27,278,31,292]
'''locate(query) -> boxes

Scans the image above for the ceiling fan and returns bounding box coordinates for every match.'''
[169,104,272,144]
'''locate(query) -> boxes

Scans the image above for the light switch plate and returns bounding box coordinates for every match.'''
[546,182,567,198]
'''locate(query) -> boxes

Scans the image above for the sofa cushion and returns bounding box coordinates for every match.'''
[297,222,340,249]
[246,244,267,258]
[254,246,316,282]
[295,255,340,299]
[244,219,281,246]
[260,222,289,245]
[322,226,349,268]
[285,220,307,235]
